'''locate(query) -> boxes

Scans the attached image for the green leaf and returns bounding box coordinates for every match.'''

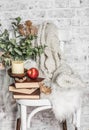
[15,17,21,24]
[9,47,12,52]
[0,44,5,49]
[10,39,16,45]
[14,48,22,55]
[12,22,17,26]
[25,39,31,44]
[7,45,11,49]
[28,51,33,56]
[4,29,9,36]
[38,48,44,54]
[29,35,34,40]
[21,42,25,46]
[22,51,26,54]
[34,48,38,53]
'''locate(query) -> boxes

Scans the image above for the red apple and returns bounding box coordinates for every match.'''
[27,68,39,79]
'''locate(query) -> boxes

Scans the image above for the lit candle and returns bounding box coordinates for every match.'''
[12,61,24,74]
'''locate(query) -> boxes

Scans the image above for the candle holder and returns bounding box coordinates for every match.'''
[8,68,27,82]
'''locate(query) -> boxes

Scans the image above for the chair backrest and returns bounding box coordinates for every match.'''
[35,22,85,89]
[36,22,62,81]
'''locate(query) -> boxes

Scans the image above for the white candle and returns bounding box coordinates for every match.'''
[12,61,24,74]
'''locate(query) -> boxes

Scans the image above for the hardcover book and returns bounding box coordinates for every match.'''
[13,94,40,99]
[13,88,40,99]
[9,84,39,95]
[15,78,44,88]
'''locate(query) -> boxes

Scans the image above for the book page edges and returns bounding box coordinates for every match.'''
[9,86,38,94]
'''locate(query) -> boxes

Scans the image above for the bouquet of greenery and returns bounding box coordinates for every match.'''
[0,17,46,66]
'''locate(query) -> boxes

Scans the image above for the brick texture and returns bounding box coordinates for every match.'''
[0,0,89,130]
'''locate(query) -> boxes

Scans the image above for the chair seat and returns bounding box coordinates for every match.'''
[16,99,52,106]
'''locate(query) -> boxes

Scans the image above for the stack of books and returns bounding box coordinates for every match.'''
[9,78,44,99]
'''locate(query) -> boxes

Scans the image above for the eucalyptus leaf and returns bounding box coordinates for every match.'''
[15,17,21,24]
[0,44,5,49]
[7,45,11,49]
[14,48,22,55]
[34,48,39,53]
[39,48,44,54]
[28,51,33,56]
[12,22,17,26]
[9,47,13,52]
[10,39,16,45]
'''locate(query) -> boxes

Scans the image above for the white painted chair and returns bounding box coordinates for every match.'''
[16,99,81,130]
[16,22,82,130]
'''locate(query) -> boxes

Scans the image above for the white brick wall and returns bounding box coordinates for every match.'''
[0,0,89,130]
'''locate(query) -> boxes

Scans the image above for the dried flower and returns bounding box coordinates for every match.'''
[30,25,38,35]
[25,20,32,27]
[17,20,37,36]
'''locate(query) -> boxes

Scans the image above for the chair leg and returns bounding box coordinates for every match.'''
[16,118,21,130]
[63,120,67,130]
[73,108,81,130]
[75,127,78,130]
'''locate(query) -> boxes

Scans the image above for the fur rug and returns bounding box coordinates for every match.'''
[41,62,86,122]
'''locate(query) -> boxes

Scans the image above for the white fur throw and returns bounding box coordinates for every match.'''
[48,63,85,121]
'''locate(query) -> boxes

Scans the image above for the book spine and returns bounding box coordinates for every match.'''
[15,82,40,88]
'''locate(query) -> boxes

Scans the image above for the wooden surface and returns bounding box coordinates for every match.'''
[63,120,67,130]
[8,68,27,78]
[16,118,21,130]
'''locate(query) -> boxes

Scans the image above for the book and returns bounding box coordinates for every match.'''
[13,88,40,99]
[9,84,39,95]
[13,94,40,99]
[15,78,44,88]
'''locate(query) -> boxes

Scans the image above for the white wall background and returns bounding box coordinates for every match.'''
[0,0,89,130]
